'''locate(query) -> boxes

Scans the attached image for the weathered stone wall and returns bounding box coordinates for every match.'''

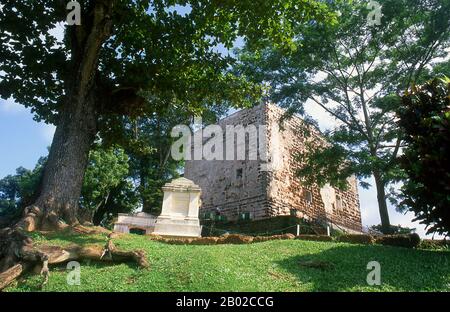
[185,103,362,232]
[185,105,269,220]
[264,104,362,232]
[264,104,326,221]
[324,176,362,232]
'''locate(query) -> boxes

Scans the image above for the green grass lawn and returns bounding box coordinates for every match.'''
[6,231,450,292]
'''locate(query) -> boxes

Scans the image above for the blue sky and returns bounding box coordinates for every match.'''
[0,98,55,177]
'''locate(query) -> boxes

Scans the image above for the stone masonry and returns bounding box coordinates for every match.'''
[184,103,362,232]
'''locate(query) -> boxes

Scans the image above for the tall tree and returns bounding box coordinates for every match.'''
[236,0,450,233]
[0,0,334,230]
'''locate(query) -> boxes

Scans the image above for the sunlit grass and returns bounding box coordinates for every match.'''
[6,231,450,292]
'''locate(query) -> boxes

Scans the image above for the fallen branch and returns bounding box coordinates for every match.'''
[0,263,28,290]
[0,229,149,291]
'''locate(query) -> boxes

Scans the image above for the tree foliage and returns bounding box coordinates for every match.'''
[0,0,335,123]
[80,145,131,221]
[0,158,45,218]
[369,223,416,235]
[396,78,450,236]
[236,0,450,233]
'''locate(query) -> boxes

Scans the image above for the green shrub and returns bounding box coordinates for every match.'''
[375,233,421,248]
[418,239,449,250]
[330,228,345,237]
[397,78,450,236]
[201,216,313,236]
[337,234,374,244]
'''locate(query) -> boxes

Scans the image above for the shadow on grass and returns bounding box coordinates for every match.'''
[276,244,450,291]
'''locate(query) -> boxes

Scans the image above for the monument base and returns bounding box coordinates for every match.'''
[153,215,202,238]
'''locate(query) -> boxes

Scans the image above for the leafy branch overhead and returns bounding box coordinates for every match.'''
[0,0,335,123]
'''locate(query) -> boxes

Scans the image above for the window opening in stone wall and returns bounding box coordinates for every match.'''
[239,212,251,221]
[236,168,243,179]
[305,190,313,204]
[335,194,343,211]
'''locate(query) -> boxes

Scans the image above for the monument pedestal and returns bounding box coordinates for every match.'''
[153,177,202,238]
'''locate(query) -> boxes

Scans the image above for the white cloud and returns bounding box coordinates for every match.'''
[304,99,336,130]
[0,98,55,144]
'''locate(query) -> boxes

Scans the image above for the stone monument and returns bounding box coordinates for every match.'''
[152,177,202,238]
[114,212,157,234]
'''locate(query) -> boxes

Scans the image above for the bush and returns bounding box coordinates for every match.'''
[201,216,313,236]
[375,233,421,248]
[296,235,333,242]
[369,224,416,235]
[330,228,345,237]
[418,239,449,250]
[155,232,313,245]
[397,78,450,236]
[148,234,163,241]
[281,233,296,240]
[337,234,374,244]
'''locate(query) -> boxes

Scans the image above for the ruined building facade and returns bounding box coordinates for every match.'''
[184,103,362,233]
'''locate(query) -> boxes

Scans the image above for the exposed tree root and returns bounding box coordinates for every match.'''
[0,263,28,290]
[18,203,75,232]
[0,227,149,291]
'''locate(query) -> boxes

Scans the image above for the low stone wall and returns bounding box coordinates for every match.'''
[149,233,297,245]
[148,232,432,248]
[150,233,334,245]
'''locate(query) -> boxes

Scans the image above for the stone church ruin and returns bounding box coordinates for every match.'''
[185,103,362,233]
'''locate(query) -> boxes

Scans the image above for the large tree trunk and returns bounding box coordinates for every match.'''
[17,0,114,231]
[31,94,97,230]
[373,171,391,234]
[0,1,152,290]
